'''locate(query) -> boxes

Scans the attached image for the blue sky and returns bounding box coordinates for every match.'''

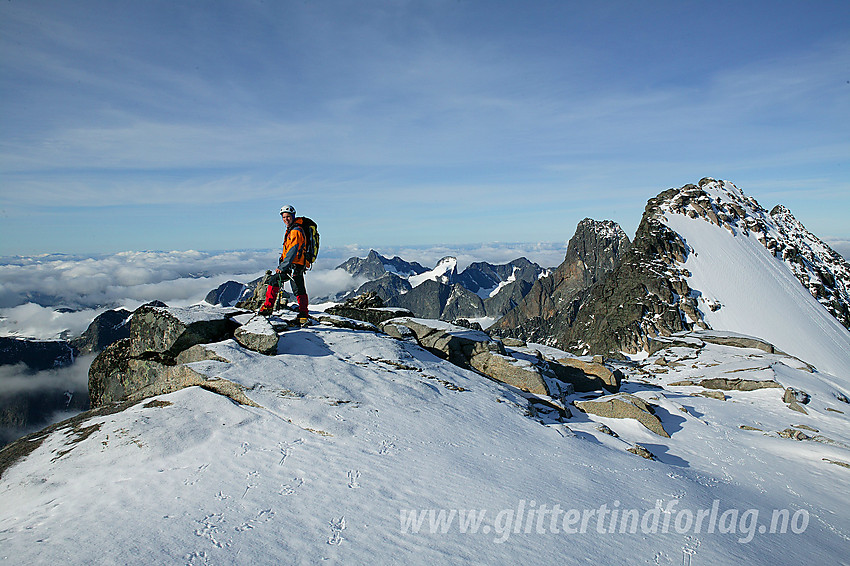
[1,0,848,257]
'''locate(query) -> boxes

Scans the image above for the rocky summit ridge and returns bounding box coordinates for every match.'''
[494,178,850,362]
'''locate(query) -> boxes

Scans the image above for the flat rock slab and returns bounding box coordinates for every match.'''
[325,305,413,326]
[234,316,279,355]
[670,377,783,391]
[469,351,548,396]
[575,393,670,438]
[381,317,503,367]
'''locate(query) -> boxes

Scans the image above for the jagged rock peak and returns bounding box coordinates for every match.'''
[336,250,428,281]
[565,218,631,274]
[490,217,631,346]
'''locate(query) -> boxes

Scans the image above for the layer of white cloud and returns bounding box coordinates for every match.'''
[0,243,568,339]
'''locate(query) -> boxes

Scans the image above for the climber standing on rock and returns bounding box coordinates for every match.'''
[259,205,311,324]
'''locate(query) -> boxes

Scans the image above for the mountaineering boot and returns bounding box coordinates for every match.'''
[259,285,279,316]
[296,294,311,326]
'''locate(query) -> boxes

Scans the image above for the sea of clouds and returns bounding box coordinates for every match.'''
[0,243,568,340]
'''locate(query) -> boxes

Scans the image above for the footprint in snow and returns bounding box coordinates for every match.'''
[184,463,210,486]
[279,477,304,496]
[327,516,346,545]
[235,508,276,532]
[194,513,230,549]
[378,440,397,455]
[347,470,361,489]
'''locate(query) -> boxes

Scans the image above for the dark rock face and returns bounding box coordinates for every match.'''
[0,337,77,371]
[388,280,453,320]
[0,337,88,447]
[70,308,132,355]
[491,218,632,349]
[337,250,427,281]
[0,387,90,447]
[205,281,251,307]
[353,272,412,303]
[556,195,699,356]
[440,285,487,321]
[458,258,547,318]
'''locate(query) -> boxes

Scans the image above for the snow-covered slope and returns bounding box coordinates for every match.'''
[661,180,850,376]
[2,318,849,564]
[408,256,458,288]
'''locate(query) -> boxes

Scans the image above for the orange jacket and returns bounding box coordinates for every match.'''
[278,222,308,271]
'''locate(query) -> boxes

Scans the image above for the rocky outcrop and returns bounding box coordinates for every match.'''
[491,218,633,351]
[558,194,701,356]
[70,308,132,355]
[325,293,414,326]
[692,331,781,354]
[552,356,623,392]
[381,317,619,398]
[469,353,549,397]
[381,317,549,395]
[89,305,254,408]
[669,378,783,391]
[127,305,235,361]
[767,205,850,330]
[662,178,850,331]
[574,393,670,437]
[233,316,279,355]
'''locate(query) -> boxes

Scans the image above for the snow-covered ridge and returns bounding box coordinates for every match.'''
[658,179,850,376]
[659,178,850,328]
[408,256,458,288]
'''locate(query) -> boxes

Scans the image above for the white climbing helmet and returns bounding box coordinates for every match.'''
[279,205,296,216]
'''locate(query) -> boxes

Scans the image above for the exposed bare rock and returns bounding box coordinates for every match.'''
[554,357,622,390]
[381,318,501,368]
[574,393,670,437]
[783,387,811,404]
[670,378,783,391]
[693,331,781,354]
[128,304,235,360]
[692,390,726,400]
[70,308,132,354]
[175,344,232,364]
[627,444,656,460]
[491,218,631,348]
[381,318,548,395]
[326,295,414,327]
[89,305,252,408]
[233,316,279,355]
[778,428,810,441]
[468,352,548,396]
